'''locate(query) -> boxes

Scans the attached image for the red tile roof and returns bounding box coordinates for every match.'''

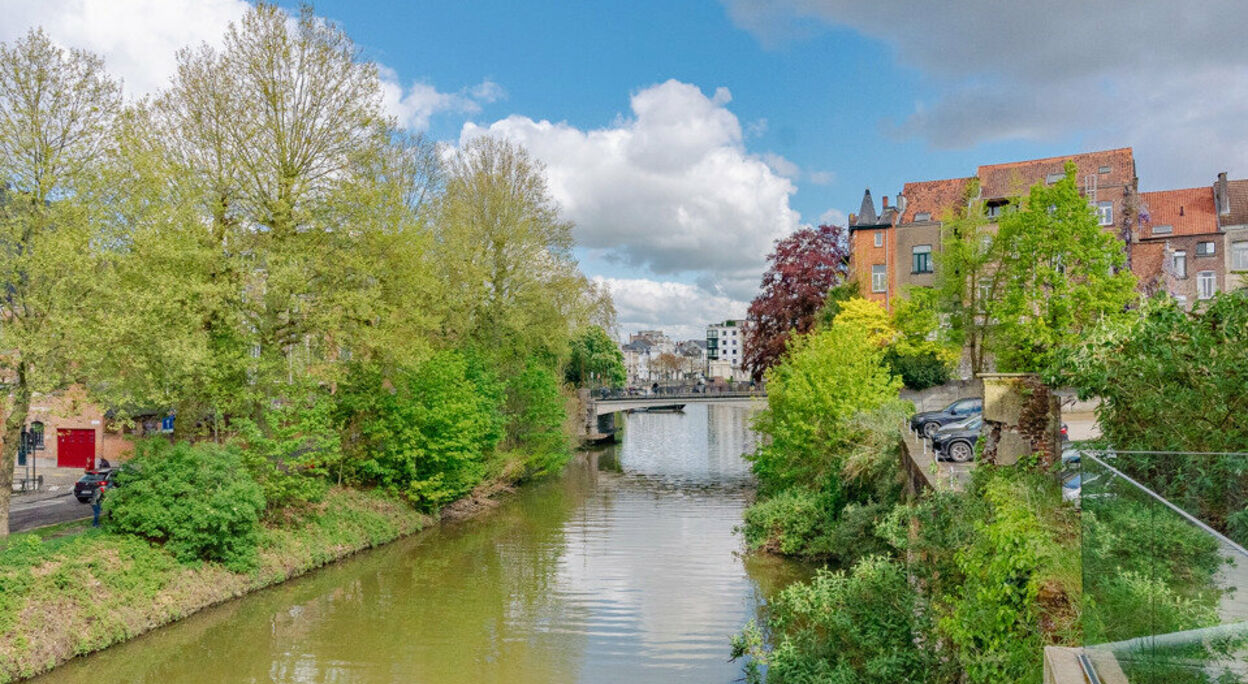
[899,177,974,224]
[977,148,1135,200]
[1139,187,1219,238]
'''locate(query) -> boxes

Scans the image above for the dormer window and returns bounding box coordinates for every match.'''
[1152,224,1173,235]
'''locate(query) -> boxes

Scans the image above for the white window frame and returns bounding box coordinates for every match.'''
[874,231,884,247]
[871,264,887,293]
[1096,201,1114,226]
[1173,250,1187,279]
[1233,241,1248,270]
[1198,270,1217,300]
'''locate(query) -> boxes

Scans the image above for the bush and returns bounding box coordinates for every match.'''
[884,347,951,390]
[733,556,938,684]
[105,440,266,571]
[339,351,504,511]
[750,317,903,494]
[231,385,337,510]
[506,360,570,476]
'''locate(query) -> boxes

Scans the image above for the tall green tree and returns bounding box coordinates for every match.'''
[96,3,443,438]
[436,135,608,370]
[988,162,1136,372]
[565,326,626,388]
[934,179,1003,375]
[0,29,120,536]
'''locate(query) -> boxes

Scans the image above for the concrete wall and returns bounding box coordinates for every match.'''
[900,378,983,412]
[894,222,942,292]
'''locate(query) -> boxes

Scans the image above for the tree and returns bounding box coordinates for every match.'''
[93,3,443,438]
[0,29,120,536]
[935,179,1001,374]
[566,326,626,387]
[744,224,850,380]
[436,135,606,371]
[988,163,1137,372]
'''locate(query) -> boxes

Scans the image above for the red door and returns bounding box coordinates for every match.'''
[56,428,95,470]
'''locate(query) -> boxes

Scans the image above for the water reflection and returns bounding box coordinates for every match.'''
[39,402,806,683]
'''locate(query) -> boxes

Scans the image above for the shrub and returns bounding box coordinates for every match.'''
[506,360,570,476]
[884,347,951,390]
[106,440,266,572]
[339,351,504,511]
[733,556,938,684]
[231,385,337,510]
[750,317,903,494]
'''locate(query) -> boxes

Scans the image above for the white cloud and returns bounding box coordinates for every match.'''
[379,68,506,130]
[807,170,835,186]
[761,152,800,179]
[817,208,847,226]
[596,277,748,342]
[461,79,800,300]
[0,0,249,95]
[723,0,1248,188]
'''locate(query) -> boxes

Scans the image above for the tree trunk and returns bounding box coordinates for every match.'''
[0,363,32,538]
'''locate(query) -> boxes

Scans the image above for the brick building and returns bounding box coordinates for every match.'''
[1133,186,1224,307]
[848,148,1138,311]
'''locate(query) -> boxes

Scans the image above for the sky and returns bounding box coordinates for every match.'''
[4,0,1248,340]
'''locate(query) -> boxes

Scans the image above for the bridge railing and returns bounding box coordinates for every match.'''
[596,390,766,402]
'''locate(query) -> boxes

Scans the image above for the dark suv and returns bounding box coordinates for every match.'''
[74,469,115,503]
[932,415,983,462]
[911,398,983,439]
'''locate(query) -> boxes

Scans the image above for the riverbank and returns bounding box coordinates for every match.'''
[0,486,433,682]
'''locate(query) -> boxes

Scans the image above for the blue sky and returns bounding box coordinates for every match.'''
[6,0,1247,339]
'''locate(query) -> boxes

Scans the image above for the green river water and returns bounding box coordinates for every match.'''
[39,401,810,683]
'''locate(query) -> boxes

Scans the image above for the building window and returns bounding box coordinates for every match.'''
[871,265,887,293]
[1196,241,1216,257]
[1096,201,1114,226]
[1233,241,1248,270]
[1045,173,1065,184]
[1098,165,1111,174]
[1173,250,1187,278]
[912,245,933,274]
[1152,224,1173,235]
[874,231,883,247]
[985,201,1007,218]
[1198,271,1217,299]
[914,212,931,222]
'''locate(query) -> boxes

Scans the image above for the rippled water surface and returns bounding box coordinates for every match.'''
[40,401,808,683]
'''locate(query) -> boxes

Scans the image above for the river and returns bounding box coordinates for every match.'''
[39,401,809,683]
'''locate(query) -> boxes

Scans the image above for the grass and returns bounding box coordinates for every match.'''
[0,487,429,683]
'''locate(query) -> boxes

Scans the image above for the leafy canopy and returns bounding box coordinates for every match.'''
[744,224,850,379]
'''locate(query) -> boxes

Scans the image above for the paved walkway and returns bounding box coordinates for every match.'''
[900,426,974,493]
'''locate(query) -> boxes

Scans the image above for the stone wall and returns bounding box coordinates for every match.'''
[980,374,1062,468]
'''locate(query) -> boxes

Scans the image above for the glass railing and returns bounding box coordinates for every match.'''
[1075,449,1248,683]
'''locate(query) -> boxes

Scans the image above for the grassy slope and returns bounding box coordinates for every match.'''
[0,487,429,682]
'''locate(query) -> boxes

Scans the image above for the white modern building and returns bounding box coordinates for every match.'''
[705,320,749,381]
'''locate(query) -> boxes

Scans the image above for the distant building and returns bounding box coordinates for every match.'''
[1215,173,1248,292]
[1133,186,1224,308]
[706,320,748,381]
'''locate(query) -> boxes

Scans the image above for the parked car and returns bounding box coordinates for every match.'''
[74,468,114,503]
[911,398,983,438]
[933,415,983,463]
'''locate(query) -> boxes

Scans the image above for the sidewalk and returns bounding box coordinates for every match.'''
[10,456,86,503]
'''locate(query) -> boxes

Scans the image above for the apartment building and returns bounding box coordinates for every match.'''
[1216,173,1248,291]
[849,148,1139,310]
[1133,187,1224,307]
[706,320,748,381]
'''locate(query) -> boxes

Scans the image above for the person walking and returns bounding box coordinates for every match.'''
[90,480,105,527]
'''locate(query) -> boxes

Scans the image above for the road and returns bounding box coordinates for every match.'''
[8,492,90,534]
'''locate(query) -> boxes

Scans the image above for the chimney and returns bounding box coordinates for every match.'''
[1217,172,1230,215]
[882,196,889,208]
